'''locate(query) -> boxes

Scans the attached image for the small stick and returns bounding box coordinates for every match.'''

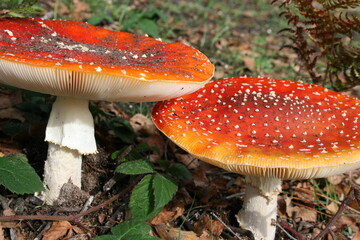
[80,196,94,214]
[277,220,308,240]
[313,187,356,240]
[210,212,243,240]
[0,176,141,223]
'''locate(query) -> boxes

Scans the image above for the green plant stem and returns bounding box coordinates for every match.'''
[0,176,142,222]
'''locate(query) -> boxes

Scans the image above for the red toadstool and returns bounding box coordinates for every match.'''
[0,17,214,204]
[151,76,360,240]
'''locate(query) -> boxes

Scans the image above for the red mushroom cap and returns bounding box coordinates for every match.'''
[0,18,214,101]
[152,77,360,179]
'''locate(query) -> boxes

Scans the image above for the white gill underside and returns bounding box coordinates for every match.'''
[45,96,96,154]
[236,176,282,240]
[0,59,207,102]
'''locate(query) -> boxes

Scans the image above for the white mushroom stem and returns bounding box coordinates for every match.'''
[236,175,282,240]
[43,96,97,204]
[45,96,97,153]
[43,143,82,204]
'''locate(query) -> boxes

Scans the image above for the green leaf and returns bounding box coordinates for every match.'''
[93,220,161,240]
[153,174,178,210]
[87,15,105,26]
[168,163,193,181]
[122,143,153,161]
[129,174,178,221]
[138,18,159,38]
[107,118,135,144]
[0,154,44,194]
[115,159,154,175]
[125,235,161,240]
[87,15,114,26]
[129,175,155,220]
[111,220,151,236]
[93,236,116,240]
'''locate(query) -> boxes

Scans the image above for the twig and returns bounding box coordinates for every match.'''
[103,174,126,192]
[277,221,308,240]
[295,187,360,215]
[0,176,141,223]
[276,221,300,240]
[312,186,356,240]
[210,212,243,240]
[79,196,94,218]
[225,192,245,200]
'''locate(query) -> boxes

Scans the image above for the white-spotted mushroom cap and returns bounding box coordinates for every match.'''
[152,77,360,180]
[0,18,214,101]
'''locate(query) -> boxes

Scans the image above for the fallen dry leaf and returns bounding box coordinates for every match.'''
[213,67,225,79]
[42,221,74,240]
[293,183,316,202]
[242,57,255,71]
[327,175,345,185]
[192,168,209,188]
[0,208,18,229]
[137,133,164,160]
[154,224,199,240]
[352,231,360,240]
[277,196,287,219]
[194,215,224,236]
[333,216,359,235]
[0,89,22,109]
[325,201,339,214]
[311,227,322,239]
[96,101,130,120]
[0,139,22,155]
[284,196,317,223]
[130,113,157,135]
[175,153,200,169]
[0,108,25,121]
[150,201,185,225]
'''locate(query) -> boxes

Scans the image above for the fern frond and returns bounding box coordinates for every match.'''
[272,0,360,90]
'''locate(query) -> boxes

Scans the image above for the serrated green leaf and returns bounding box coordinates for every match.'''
[115,159,154,175]
[93,220,161,240]
[129,175,154,220]
[168,163,193,181]
[0,153,44,194]
[111,220,151,236]
[153,174,178,210]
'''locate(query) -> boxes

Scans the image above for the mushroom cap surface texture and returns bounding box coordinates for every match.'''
[0,17,214,101]
[152,77,360,180]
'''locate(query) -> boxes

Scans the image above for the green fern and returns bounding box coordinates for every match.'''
[273,0,360,91]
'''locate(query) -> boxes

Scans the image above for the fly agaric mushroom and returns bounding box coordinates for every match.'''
[0,17,214,204]
[152,76,360,240]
